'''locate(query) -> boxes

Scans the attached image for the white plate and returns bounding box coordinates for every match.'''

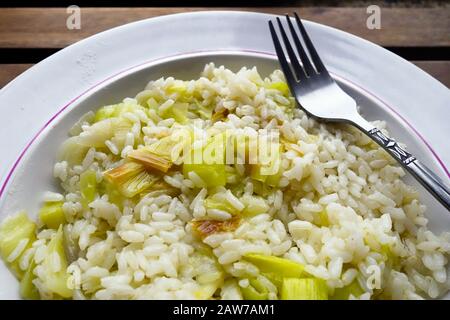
[0,11,449,300]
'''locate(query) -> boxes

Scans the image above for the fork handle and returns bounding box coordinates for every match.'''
[366,127,450,211]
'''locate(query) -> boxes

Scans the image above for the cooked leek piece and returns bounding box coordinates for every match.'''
[78,118,133,148]
[41,226,72,298]
[211,108,229,122]
[120,171,160,198]
[146,134,185,162]
[159,101,189,124]
[63,226,79,264]
[243,254,304,288]
[244,254,304,277]
[204,193,237,215]
[104,162,142,184]
[167,81,188,96]
[241,284,267,300]
[100,180,125,210]
[182,163,226,187]
[331,280,364,300]
[39,202,65,229]
[20,259,39,299]
[68,111,95,136]
[314,210,329,227]
[80,169,97,208]
[128,147,172,173]
[193,100,214,120]
[194,279,223,300]
[266,81,290,96]
[190,251,224,299]
[94,104,119,122]
[77,118,116,148]
[241,277,269,300]
[192,217,241,239]
[240,194,269,217]
[250,160,282,187]
[57,136,89,166]
[281,138,303,156]
[0,211,36,278]
[103,162,159,198]
[281,278,328,300]
[93,102,147,122]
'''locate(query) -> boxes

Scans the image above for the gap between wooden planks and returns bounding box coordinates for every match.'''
[1,62,449,89]
[0,7,449,48]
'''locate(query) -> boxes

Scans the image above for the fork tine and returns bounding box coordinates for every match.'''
[294,12,328,74]
[285,15,315,77]
[275,18,307,81]
[268,20,298,87]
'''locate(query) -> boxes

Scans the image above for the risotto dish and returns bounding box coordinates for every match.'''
[0,64,449,300]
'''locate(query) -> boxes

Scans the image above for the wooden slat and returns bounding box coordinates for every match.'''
[0,7,449,48]
[1,62,449,89]
[0,64,32,88]
[412,61,450,88]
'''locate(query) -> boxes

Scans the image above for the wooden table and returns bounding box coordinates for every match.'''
[0,7,449,88]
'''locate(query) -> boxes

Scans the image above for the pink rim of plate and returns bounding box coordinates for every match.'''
[0,49,449,202]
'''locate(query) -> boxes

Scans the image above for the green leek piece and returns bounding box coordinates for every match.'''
[243,254,304,288]
[167,81,188,95]
[252,181,272,197]
[94,102,147,123]
[317,210,329,227]
[266,81,290,96]
[41,226,72,298]
[241,194,269,217]
[20,259,39,299]
[100,180,125,210]
[241,285,267,300]
[103,162,160,198]
[0,211,36,278]
[182,163,226,187]
[331,280,364,300]
[94,104,119,122]
[80,170,97,208]
[39,202,65,229]
[281,278,328,300]
[204,198,235,213]
[204,193,237,215]
[193,100,214,120]
[241,277,270,300]
[159,102,189,124]
[250,162,282,187]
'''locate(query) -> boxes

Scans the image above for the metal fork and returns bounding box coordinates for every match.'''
[269,12,450,210]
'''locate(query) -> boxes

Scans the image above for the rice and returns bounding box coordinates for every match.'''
[2,63,449,300]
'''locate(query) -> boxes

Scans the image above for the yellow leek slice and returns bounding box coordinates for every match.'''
[0,211,36,279]
[39,202,65,229]
[243,254,304,288]
[182,163,226,187]
[331,280,364,300]
[103,162,159,198]
[281,278,328,300]
[20,259,39,299]
[128,148,172,173]
[41,226,72,298]
[80,169,97,208]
